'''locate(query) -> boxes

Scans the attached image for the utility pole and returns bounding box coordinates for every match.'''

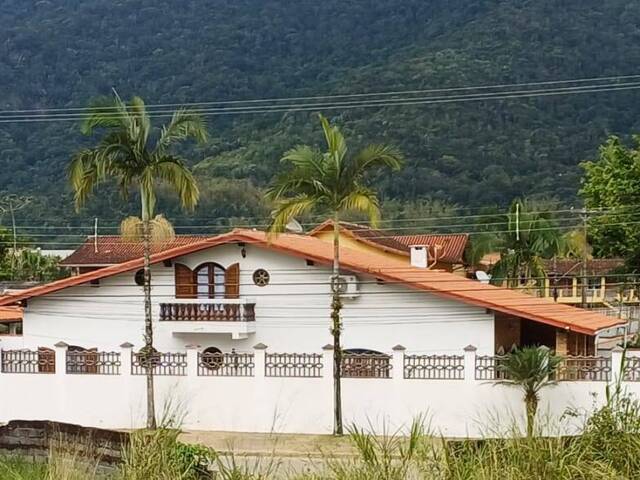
[581,208,588,308]
[0,195,32,280]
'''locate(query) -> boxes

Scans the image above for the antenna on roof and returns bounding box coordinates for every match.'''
[94,218,98,253]
[285,218,304,234]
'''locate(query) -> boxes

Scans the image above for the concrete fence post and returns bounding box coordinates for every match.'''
[322,344,333,382]
[253,343,268,378]
[611,346,624,386]
[392,345,406,381]
[54,342,68,377]
[185,344,200,378]
[463,345,477,383]
[120,342,133,377]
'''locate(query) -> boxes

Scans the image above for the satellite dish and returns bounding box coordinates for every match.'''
[475,271,492,284]
[285,218,304,233]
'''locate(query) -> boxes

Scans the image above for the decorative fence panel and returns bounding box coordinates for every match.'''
[624,356,640,382]
[475,355,509,380]
[1,349,55,374]
[131,351,187,376]
[66,351,121,375]
[342,352,392,379]
[265,353,323,378]
[198,351,254,377]
[404,354,465,380]
[555,356,611,382]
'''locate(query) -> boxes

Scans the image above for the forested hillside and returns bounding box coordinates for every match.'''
[1,0,640,229]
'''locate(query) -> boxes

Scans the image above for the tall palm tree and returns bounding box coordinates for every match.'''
[497,346,562,437]
[68,93,207,429]
[490,200,565,287]
[267,114,403,435]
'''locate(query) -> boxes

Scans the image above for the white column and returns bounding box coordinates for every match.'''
[53,341,69,423]
[611,346,624,386]
[322,344,333,384]
[253,343,268,378]
[463,345,477,383]
[54,341,68,377]
[120,342,133,377]
[392,345,406,382]
[185,344,200,378]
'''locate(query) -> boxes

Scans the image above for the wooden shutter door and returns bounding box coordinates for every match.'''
[225,263,240,299]
[175,264,196,299]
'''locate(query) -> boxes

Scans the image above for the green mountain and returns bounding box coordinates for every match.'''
[1,0,640,231]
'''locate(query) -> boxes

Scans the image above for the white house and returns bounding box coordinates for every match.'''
[0,229,631,436]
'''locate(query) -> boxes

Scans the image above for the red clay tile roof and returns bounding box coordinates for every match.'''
[308,220,410,255]
[393,234,469,264]
[60,235,208,266]
[0,229,624,335]
[543,258,626,276]
[0,306,22,323]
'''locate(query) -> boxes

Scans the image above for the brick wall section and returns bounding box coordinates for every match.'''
[0,420,128,465]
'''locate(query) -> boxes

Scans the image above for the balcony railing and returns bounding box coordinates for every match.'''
[159,301,256,322]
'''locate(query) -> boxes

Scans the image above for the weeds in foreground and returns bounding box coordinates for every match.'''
[6,392,640,480]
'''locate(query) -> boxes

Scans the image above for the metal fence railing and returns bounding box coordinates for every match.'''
[342,352,392,379]
[404,354,465,380]
[555,356,611,382]
[198,351,254,377]
[475,355,509,380]
[66,350,121,375]
[1,349,55,374]
[265,353,323,378]
[131,351,188,376]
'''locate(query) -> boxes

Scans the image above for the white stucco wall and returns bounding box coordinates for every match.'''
[0,346,623,437]
[10,243,495,355]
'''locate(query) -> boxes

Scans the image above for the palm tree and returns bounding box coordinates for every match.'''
[68,93,207,429]
[266,114,403,435]
[490,200,565,287]
[497,346,562,437]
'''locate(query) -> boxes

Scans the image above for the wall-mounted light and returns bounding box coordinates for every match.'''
[238,242,247,258]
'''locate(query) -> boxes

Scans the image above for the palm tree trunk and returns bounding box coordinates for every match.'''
[525,392,538,437]
[331,213,343,435]
[141,193,157,430]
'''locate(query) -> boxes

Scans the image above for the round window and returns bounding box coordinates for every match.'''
[252,269,270,287]
[134,269,145,286]
[201,346,223,370]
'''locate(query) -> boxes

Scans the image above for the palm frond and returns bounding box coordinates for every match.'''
[156,110,208,154]
[268,195,320,234]
[151,156,200,211]
[318,114,347,160]
[338,187,381,226]
[120,215,175,243]
[352,144,404,176]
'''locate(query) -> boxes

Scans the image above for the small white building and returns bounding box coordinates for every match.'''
[0,229,628,436]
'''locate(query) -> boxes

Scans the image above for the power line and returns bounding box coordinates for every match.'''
[2,73,639,116]
[2,82,640,124]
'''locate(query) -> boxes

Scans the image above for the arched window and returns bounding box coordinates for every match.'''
[194,263,226,299]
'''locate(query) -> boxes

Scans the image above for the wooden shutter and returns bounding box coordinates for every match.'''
[225,263,240,299]
[175,264,196,299]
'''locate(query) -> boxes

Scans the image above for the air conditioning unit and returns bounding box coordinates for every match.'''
[329,275,360,299]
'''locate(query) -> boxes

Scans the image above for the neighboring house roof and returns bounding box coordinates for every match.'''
[0,229,624,335]
[0,306,23,323]
[543,258,626,277]
[60,235,208,266]
[393,234,469,264]
[308,220,410,256]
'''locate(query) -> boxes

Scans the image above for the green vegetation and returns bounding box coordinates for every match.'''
[68,93,206,429]
[581,135,640,267]
[495,347,562,437]
[6,393,640,479]
[267,114,403,434]
[3,0,640,226]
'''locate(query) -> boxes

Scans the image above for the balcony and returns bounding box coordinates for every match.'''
[158,299,256,339]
